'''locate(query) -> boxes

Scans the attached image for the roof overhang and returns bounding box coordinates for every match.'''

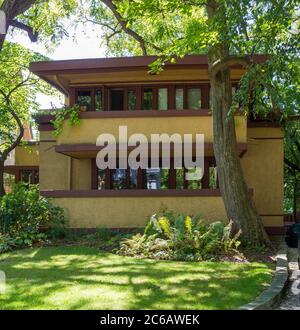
[30,55,268,95]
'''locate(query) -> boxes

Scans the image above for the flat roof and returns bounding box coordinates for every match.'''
[30,55,267,95]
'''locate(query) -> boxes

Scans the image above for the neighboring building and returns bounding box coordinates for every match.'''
[30,55,284,234]
[4,125,39,190]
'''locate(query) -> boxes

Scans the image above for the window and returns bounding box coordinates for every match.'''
[94,159,217,191]
[77,90,91,111]
[110,89,124,111]
[95,90,103,112]
[145,168,168,189]
[158,88,168,110]
[187,88,201,110]
[127,90,136,110]
[143,88,153,110]
[76,88,103,112]
[19,169,39,185]
[175,88,184,110]
[97,169,106,190]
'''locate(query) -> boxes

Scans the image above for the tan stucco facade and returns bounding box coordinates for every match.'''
[53,196,227,228]
[15,144,39,166]
[33,55,284,233]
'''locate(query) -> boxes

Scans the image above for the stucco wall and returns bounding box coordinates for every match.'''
[39,141,70,190]
[15,145,39,166]
[71,158,92,190]
[241,127,284,228]
[57,116,247,145]
[52,196,227,228]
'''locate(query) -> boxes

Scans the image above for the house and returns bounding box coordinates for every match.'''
[4,125,39,191]
[30,55,284,235]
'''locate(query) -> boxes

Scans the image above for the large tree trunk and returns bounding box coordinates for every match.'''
[207,2,270,245]
[293,178,299,223]
[0,159,5,197]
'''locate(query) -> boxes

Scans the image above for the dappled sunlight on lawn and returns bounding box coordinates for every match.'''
[0,247,274,310]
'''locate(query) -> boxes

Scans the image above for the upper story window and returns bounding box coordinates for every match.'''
[74,84,209,111]
[76,88,103,112]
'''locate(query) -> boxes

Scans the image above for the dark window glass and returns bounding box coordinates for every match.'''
[110,90,124,111]
[112,169,127,189]
[111,169,138,189]
[128,90,136,110]
[20,170,33,185]
[188,88,201,110]
[77,90,91,111]
[95,90,103,112]
[143,88,153,110]
[145,168,168,189]
[97,169,106,190]
[175,88,184,110]
[34,171,39,184]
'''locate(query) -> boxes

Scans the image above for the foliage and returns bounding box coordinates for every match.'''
[284,120,300,215]
[118,211,241,261]
[0,184,66,253]
[50,104,81,136]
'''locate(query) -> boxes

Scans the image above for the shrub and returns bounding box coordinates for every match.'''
[118,211,241,261]
[0,184,66,252]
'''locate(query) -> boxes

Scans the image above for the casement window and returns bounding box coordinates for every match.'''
[74,84,210,111]
[108,88,137,111]
[76,88,103,112]
[19,169,39,185]
[93,158,218,190]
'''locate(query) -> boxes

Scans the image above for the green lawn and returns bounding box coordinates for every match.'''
[0,246,274,310]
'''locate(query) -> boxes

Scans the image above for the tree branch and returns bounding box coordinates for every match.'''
[210,55,251,78]
[8,19,38,42]
[285,157,300,173]
[100,0,149,55]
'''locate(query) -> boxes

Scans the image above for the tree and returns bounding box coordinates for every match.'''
[86,0,300,245]
[0,0,79,196]
[0,42,52,196]
[284,121,300,222]
[0,0,78,52]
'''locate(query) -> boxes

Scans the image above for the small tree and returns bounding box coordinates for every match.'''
[0,42,51,196]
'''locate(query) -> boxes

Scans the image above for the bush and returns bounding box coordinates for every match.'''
[0,184,66,253]
[117,210,241,261]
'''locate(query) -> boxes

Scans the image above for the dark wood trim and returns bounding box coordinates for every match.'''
[55,142,247,157]
[247,121,281,128]
[40,188,224,198]
[30,55,268,75]
[260,214,285,217]
[4,165,39,175]
[39,123,54,131]
[252,137,283,140]
[264,226,286,236]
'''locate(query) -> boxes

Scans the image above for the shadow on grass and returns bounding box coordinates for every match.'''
[0,247,274,310]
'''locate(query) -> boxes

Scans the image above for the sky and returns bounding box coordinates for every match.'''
[7,22,107,109]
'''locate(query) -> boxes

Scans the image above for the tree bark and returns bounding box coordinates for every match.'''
[0,159,5,197]
[207,1,270,245]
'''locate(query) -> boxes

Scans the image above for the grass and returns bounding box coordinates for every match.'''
[0,246,274,310]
